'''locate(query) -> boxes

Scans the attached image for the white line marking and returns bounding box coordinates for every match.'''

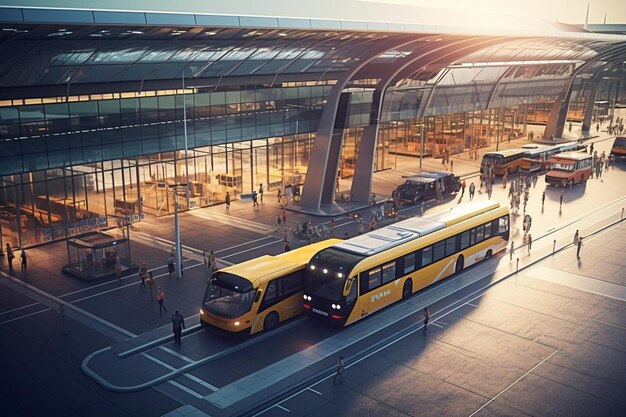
[308,388,322,395]
[0,308,50,325]
[468,350,559,417]
[183,373,218,392]
[160,346,194,363]
[430,322,444,328]
[0,302,39,316]
[593,319,626,331]
[221,239,281,260]
[276,404,290,412]
[168,380,205,399]
[142,353,177,371]
[466,303,477,307]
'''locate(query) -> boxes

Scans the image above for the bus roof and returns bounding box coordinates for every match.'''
[218,238,341,288]
[333,201,501,256]
[551,151,591,161]
[483,149,525,158]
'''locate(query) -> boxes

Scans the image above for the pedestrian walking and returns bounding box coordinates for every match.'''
[369,218,376,232]
[167,255,175,278]
[460,180,466,197]
[487,183,493,199]
[332,356,345,385]
[259,183,264,203]
[469,182,475,200]
[5,243,14,270]
[590,142,594,155]
[156,287,167,316]
[559,190,563,207]
[20,249,27,270]
[277,188,282,204]
[252,190,259,208]
[208,250,216,272]
[573,230,579,246]
[139,263,147,290]
[180,261,184,277]
[577,236,583,259]
[510,241,515,260]
[225,191,231,213]
[527,234,532,253]
[283,238,291,252]
[450,160,454,173]
[202,248,208,268]
[542,190,546,207]
[171,310,185,345]
[423,307,430,334]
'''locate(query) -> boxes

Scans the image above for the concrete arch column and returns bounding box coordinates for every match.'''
[349,37,508,204]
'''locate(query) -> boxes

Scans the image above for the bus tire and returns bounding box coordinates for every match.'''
[264,312,279,332]
[402,279,413,300]
[455,255,464,274]
[485,249,492,260]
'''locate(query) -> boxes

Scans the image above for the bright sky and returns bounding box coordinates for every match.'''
[357,0,626,24]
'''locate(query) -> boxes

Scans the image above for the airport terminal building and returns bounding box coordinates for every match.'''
[0,0,624,250]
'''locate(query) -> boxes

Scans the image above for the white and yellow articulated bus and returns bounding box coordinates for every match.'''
[201,239,341,336]
[303,201,510,326]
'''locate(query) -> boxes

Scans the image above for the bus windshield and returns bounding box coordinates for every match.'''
[550,162,575,171]
[305,267,345,301]
[481,154,502,165]
[203,274,255,318]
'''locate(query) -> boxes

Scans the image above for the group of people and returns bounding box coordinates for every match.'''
[606,116,624,136]
[4,243,27,271]
[507,174,537,214]
[590,150,615,179]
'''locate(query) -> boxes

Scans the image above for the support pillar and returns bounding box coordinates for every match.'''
[581,80,600,133]
[350,125,377,203]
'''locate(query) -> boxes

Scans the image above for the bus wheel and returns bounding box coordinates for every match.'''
[264,312,279,332]
[402,280,413,300]
[485,249,492,260]
[455,255,464,274]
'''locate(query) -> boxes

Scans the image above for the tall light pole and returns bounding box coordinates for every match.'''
[174,72,190,278]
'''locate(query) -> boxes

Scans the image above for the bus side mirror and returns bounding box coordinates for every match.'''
[343,277,353,296]
[254,289,262,303]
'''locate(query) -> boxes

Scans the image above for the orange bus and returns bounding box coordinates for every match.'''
[545,151,592,186]
[610,137,626,160]
[519,142,584,172]
[480,149,526,176]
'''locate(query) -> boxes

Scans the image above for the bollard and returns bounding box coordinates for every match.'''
[553,239,556,253]
[516,258,519,271]
[59,304,66,335]
[622,208,624,219]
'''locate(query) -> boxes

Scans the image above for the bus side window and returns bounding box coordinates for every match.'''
[445,236,456,257]
[263,280,280,306]
[433,241,445,262]
[254,289,262,303]
[368,268,382,291]
[422,246,433,266]
[404,253,415,274]
[484,222,492,239]
[460,231,470,250]
[470,228,476,245]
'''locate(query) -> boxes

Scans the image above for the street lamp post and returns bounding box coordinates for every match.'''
[173,72,190,278]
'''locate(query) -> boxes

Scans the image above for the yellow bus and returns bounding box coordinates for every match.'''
[200,239,341,336]
[520,142,584,172]
[303,201,509,326]
[480,149,526,176]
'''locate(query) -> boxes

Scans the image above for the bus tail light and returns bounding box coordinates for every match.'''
[331,314,345,320]
[303,304,311,310]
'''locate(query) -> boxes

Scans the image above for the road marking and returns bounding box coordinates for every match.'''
[142,353,177,371]
[526,265,626,302]
[0,302,39,316]
[183,373,218,392]
[308,388,322,395]
[168,380,205,399]
[0,308,50,325]
[430,322,444,328]
[188,209,273,234]
[221,239,281,260]
[276,404,290,412]
[468,350,559,417]
[593,319,626,331]
[160,346,195,363]
[466,302,477,307]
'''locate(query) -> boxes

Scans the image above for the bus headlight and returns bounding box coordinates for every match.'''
[234,321,240,326]
[310,265,316,270]
[323,268,328,274]
[331,304,336,309]
[337,272,343,278]
[200,309,204,315]
[303,295,311,301]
